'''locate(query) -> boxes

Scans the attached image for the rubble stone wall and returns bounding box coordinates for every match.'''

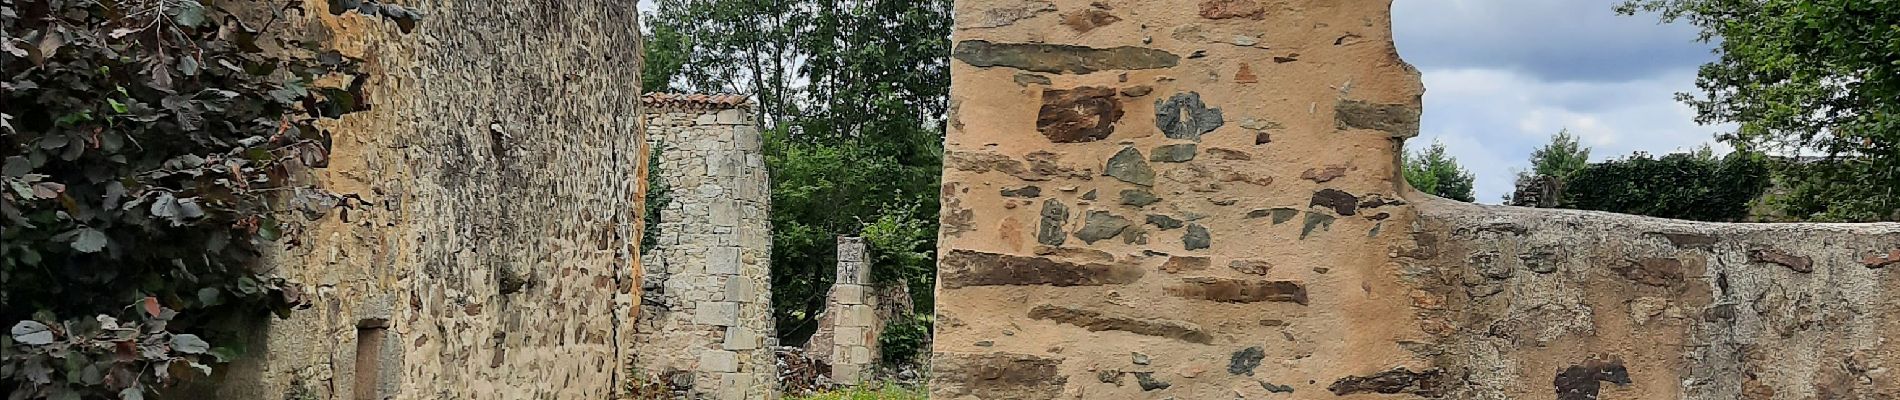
[933,0,1900,399]
[812,237,880,384]
[633,101,777,400]
[212,1,649,399]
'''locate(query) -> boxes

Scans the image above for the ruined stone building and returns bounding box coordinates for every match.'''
[205,2,652,399]
[632,94,778,399]
[932,0,1900,399]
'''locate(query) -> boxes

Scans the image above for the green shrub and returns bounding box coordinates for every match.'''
[1561,151,1770,221]
[787,383,928,400]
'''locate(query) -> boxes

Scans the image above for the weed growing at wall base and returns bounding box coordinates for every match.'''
[787,382,928,400]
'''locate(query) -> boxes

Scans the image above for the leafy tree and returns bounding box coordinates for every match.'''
[1618,0,1900,221]
[645,0,949,364]
[1531,129,1591,179]
[1508,129,1593,206]
[1404,141,1478,202]
[1562,151,1771,221]
[2,0,416,397]
[640,22,690,93]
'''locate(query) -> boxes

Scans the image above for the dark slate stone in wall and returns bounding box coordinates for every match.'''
[953,40,1181,74]
[1328,367,1447,396]
[1554,358,1632,400]
[1155,92,1225,141]
[1613,258,1687,287]
[1038,199,1070,246]
[930,352,1067,400]
[1027,304,1214,344]
[1105,147,1156,186]
[1165,277,1308,305]
[939,249,1144,289]
[1228,346,1266,376]
[1334,99,1420,138]
[1075,211,1133,244]
[1119,189,1161,206]
[1310,189,1360,216]
[1749,248,1813,273]
[1150,144,1197,162]
[1037,87,1125,143]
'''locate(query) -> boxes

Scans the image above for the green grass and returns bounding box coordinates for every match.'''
[786,383,927,400]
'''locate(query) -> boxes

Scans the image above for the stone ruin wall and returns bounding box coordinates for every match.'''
[208,1,648,399]
[933,0,1900,399]
[806,237,881,385]
[632,95,777,399]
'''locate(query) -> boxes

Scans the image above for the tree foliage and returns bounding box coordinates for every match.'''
[1530,129,1591,180]
[1618,0,1900,221]
[1403,141,1477,202]
[1508,129,1592,206]
[644,0,948,363]
[2,0,415,397]
[1562,151,1771,221]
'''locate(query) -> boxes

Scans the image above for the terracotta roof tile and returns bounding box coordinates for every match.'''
[642,93,751,110]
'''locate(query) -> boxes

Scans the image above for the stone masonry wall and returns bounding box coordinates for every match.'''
[210,1,649,399]
[633,97,777,399]
[810,237,880,385]
[934,0,1900,399]
[1404,200,1900,399]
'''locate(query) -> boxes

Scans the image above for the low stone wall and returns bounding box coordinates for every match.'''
[632,96,777,399]
[931,0,1900,399]
[1406,199,1900,399]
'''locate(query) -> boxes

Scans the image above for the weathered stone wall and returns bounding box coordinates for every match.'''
[208,1,648,399]
[808,237,881,384]
[1405,200,1900,399]
[632,96,777,399]
[934,0,1900,399]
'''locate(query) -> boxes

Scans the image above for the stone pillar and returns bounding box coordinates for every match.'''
[826,237,877,384]
[936,1,1900,400]
[633,94,776,400]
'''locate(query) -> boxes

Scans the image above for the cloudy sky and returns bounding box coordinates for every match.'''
[635,0,1725,203]
[1392,0,1726,202]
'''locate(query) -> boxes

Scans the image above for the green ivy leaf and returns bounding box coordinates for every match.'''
[196,287,222,307]
[2,156,28,177]
[71,228,108,253]
[10,320,55,346]
[170,334,210,354]
[173,2,207,28]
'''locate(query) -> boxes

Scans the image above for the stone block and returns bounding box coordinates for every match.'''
[833,284,866,305]
[835,326,867,347]
[707,247,741,275]
[722,327,759,350]
[698,350,739,373]
[694,302,739,326]
[724,279,755,301]
[838,304,875,327]
[850,346,873,364]
[832,364,863,385]
[711,373,752,400]
[715,109,748,125]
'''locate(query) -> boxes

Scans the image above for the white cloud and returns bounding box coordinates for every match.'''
[1394,0,1732,203]
[1412,67,1733,202]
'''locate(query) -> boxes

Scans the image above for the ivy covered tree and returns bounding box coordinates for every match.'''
[1403,140,1477,202]
[2,0,416,397]
[1618,0,1900,221]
